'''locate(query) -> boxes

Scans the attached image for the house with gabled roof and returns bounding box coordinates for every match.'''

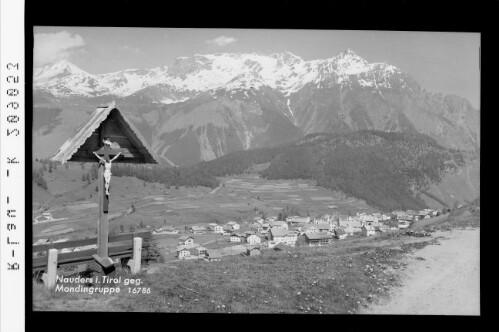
[246,233,262,245]
[222,225,232,235]
[196,246,208,257]
[230,233,244,242]
[190,225,206,234]
[256,222,270,234]
[316,223,332,233]
[302,224,319,234]
[362,215,379,227]
[269,227,288,244]
[334,228,347,239]
[208,224,224,233]
[178,235,194,247]
[305,233,333,246]
[206,250,222,261]
[226,221,240,231]
[362,224,376,237]
[176,247,191,260]
[269,220,288,230]
[246,246,262,256]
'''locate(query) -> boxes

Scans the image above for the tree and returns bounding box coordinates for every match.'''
[139,221,145,228]
[129,225,136,233]
[131,203,135,213]
[120,225,125,233]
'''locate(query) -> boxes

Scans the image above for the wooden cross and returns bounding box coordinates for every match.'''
[51,104,159,276]
[95,144,124,163]
[93,141,126,260]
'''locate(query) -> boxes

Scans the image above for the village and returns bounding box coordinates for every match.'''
[153,207,447,261]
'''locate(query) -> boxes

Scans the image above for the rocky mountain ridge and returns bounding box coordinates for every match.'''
[33,49,480,165]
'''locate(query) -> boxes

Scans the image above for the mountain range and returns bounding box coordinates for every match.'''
[33,49,479,168]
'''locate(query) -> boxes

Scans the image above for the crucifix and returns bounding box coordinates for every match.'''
[93,138,124,259]
[51,103,159,275]
[93,140,122,196]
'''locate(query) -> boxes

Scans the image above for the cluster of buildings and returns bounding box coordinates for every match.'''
[152,225,179,235]
[181,221,241,235]
[159,207,445,261]
[175,234,262,261]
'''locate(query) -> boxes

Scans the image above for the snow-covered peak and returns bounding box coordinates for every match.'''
[330,49,370,76]
[34,50,408,100]
[34,59,92,83]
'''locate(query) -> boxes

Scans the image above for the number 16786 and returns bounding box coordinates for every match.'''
[127,287,151,294]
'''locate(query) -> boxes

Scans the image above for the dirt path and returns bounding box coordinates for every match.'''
[361,228,480,315]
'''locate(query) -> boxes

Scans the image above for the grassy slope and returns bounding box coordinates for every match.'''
[33,200,479,313]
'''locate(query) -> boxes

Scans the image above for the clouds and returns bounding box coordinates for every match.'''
[34,31,85,67]
[206,35,237,46]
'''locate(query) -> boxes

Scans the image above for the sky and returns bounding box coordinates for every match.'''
[33,27,480,109]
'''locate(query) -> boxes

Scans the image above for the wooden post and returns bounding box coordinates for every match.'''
[131,237,142,274]
[97,162,108,258]
[46,249,58,289]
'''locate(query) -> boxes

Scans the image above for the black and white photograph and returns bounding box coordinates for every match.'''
[30,26,480,315]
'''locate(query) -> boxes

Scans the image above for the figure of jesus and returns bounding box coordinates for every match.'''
[93,147,121,195]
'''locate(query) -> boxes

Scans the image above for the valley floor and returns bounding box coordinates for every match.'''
[361,228,480,315]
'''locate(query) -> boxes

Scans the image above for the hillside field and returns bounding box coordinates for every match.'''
[32,160,374,242]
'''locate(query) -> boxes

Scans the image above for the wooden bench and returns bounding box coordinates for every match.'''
[32,231,152,275]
